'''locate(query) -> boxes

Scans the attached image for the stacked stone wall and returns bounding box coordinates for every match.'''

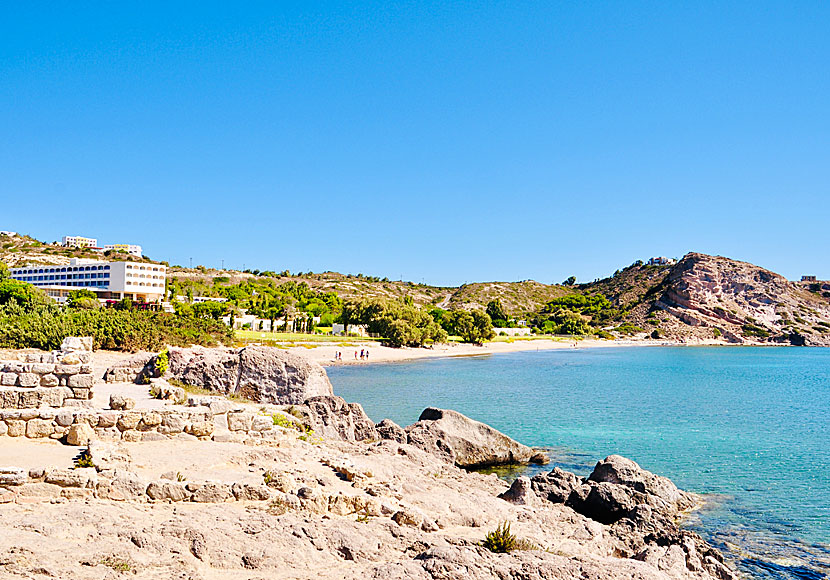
[0,404,305,443]
[0,337,95,408]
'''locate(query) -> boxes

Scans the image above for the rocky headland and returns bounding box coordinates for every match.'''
[0,343,737,579]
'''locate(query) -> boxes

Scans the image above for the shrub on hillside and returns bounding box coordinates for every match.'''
[0,302,233,351]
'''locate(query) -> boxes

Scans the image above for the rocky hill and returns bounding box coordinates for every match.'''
[4,232,829,345]
[588,253,830,346]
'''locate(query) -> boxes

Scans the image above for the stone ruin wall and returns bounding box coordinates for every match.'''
[0,397,301,443]
[0,337,95,409]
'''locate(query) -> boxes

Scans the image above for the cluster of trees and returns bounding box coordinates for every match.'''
[339,298,496,347]
[341,298,447,347]
[0,264,232,351]
[529,294,621,336]
[428,307,496,344]
[168,277,344,330]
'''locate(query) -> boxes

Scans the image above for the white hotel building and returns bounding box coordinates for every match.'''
[9,259,166,304]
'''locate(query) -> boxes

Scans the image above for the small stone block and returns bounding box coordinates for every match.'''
[18,373,39,388]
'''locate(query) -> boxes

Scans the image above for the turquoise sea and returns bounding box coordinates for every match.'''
[328,347,830,580]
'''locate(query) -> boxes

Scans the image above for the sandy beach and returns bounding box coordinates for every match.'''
[285,337,685,367]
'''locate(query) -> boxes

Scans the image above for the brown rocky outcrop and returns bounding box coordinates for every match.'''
[652,253,830,346]
[501,455,735,580]
[165,346,333,404]
[293,396,378,442]
[405,407,548,468]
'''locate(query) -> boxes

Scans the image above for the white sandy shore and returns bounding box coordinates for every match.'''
[285,338,689,367]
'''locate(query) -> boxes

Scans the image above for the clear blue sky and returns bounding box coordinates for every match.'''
[2,2,828,285]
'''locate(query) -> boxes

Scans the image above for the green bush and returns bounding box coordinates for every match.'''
[482,522,517,553]
[0,302,233,351]
[742,324,770,338]
[154,349,169,376]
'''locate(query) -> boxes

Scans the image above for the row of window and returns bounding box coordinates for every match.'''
[126,265,164,272]
[127,273,163,279]
[14,273,109,282]
[29,280,108,288]
[12,265,110,274]
[126,281,163,287]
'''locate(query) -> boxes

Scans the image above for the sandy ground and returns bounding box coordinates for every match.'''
[285,338,680,367]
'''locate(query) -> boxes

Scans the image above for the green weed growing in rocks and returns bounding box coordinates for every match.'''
[154,349,169,377]
[74,449,95,469]
[482,522,517,553]
[99,555,132,572]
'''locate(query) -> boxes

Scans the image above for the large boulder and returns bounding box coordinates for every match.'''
[237,347,332,404]
[102,352,155,384]
[166,346,333,405]
[294,396,378,442]
[505,457,734,579]
[167,348,240,394]
[405,408,546,468]
[588,454,696,511]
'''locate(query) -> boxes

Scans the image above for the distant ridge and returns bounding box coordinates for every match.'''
[3,232,829,345]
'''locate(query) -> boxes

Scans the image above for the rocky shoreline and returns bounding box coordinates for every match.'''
[0,344,738,579]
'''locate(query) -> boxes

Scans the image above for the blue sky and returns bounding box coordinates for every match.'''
[2,2,828,285]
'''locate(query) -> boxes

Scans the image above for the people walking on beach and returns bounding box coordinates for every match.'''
[354,351,358,360]
[360,349,365,360]
[365,349,369,360]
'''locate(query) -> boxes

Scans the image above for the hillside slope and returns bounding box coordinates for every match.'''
[585,253,830,345]
[653,253,830,345]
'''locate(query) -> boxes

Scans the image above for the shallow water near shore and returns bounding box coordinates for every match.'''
[328,347,830,579]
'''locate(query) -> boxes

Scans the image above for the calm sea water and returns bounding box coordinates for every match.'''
[328,347,830,580]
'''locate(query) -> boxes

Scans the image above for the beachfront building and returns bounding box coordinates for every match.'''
[332,323,369,337]
[493,327,532,336]
[104,243,143,258]
[8,258,167,304]
[175,295,228,304]
[62,235,98,248]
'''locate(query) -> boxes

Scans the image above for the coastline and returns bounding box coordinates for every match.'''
[285,337,711,367]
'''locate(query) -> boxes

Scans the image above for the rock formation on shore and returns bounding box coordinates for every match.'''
[603,252,830,345]
[404,407,548,468]
[500,456,733,579]
[0,344,738,580]
[166,346,334,404]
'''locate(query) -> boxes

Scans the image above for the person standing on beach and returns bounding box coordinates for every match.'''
[365,349,369,360]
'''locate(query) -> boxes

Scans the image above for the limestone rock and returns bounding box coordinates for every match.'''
[166,346,333,404]
[66,423,96,446]
[60,336,92,352]
[236,347,333,404]
[376,418,407,443]
[497,476,538,506]
[146,481,190,502]
[109,394,135,411]
[303,396,377,442]
[405,407,536,468]
[0,467,26,486]
[25,419,54,438]
[588,455,695,511]
[102,352,155,384]
[186,420,214,438]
